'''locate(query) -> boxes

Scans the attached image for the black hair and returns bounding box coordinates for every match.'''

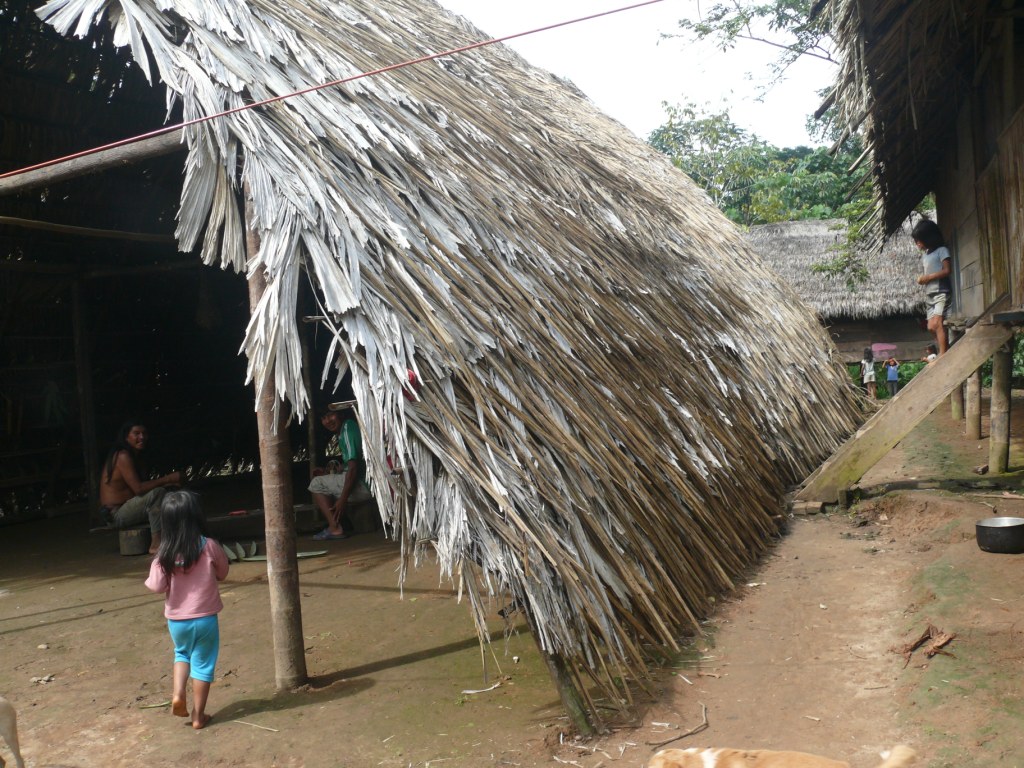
[863,347,874,363]
[103,419,144,482]
[911,219,945,252]
[156,489,210,575]
[926,343,938,354]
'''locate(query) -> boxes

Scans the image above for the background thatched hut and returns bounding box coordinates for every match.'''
[4,0,865,719]
[746,219,934,362]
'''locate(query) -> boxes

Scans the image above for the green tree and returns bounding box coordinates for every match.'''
[648,103,772,224]
[649,102,872,228]
[672,0,836,80]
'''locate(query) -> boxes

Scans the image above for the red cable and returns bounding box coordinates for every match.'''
[1,0,665,180]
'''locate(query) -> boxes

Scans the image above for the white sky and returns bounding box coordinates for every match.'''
[436,0,835,147]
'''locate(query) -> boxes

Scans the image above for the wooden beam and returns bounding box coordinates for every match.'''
[0,129,185,196]
[798,299,1014,502]
[0,259,196,278]
[0,216,174,243]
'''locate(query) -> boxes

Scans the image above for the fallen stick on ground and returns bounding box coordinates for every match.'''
[234,720,279,732]
[892,622,957,667]
[647,703,709,748]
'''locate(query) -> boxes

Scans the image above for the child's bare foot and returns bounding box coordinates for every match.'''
[192,713,211,730]
[172,698,189,717]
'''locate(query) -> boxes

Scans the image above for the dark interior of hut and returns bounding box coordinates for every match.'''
[1,0,347,524]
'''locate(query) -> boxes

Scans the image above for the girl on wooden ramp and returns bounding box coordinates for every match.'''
[912,218,953,355]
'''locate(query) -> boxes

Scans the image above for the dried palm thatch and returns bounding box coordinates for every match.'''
[37,0,863,714]
[746,219,926,319]
[822,0,989,242]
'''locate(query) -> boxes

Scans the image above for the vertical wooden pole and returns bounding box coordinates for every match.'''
[245,190,308,689]
[300,321,318,480]
[524,609,595,737]
[965,369,982,440]
[950,329,964,420]
[989,342,1012,474]
[71,279,100,519]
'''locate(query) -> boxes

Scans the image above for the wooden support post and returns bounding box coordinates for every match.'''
[989,341,1012,474]
[950,382,965,421]
[245,190,308,690]
[71,280,100,518]
[965,369,982,441]
[525,609,595,737]
[950,329,964,421]
[300,317,318,480]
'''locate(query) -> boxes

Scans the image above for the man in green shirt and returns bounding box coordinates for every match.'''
[310,408,370,540]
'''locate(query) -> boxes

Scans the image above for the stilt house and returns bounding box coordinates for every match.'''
[798,0,1024,503]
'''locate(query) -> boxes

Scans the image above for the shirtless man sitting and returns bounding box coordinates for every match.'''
[99,421,183,554]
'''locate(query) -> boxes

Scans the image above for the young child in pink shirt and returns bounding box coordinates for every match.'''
[145,490,229,729]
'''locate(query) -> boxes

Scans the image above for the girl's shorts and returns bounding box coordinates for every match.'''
[168,614,220,683]
[926,292,949,320]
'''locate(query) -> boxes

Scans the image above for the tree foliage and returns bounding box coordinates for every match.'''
[671,0,836,80]
[648,102,871,228]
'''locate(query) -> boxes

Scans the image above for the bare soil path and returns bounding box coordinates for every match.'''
[2,395,1023,768]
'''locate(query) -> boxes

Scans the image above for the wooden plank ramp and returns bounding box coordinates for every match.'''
[797,296,1014,503]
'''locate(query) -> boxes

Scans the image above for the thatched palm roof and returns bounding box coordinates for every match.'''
[34,0,863,714]
[746,219,927,319]
[823,0,989,239]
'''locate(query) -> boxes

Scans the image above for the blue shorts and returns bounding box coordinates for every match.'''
[168,614,220,683]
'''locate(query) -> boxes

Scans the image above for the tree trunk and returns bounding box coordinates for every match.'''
[965,369,982,441]
[245,191,308,690]
[989,342,1012,474]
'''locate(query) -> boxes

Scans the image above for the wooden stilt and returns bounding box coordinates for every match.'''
[965,369,982,441]
[245,188,308,690]
[525,609,595,737]
[989,341,1012,474]
[950,329,964,421]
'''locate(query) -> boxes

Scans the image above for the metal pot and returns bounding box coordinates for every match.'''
[976,517,1024,554]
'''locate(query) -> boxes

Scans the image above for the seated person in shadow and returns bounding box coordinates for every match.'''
[310,407,371,540]
[99,420,183,553]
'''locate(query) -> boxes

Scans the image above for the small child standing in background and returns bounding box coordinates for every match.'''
[145,490,229,730]
[883,357,900,397]
[860,347,877,399]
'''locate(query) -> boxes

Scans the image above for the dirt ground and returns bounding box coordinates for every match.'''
[3,394,1024,768]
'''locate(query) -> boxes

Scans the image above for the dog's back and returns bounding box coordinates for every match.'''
[877,746,916,768]
[0,695,25,768]
[648,747,849,768]
[648,745,916,768]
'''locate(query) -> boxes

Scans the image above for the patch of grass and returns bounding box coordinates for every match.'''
[899,555,1024,764]
[910,555,975,620]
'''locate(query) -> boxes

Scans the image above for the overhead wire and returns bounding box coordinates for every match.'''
[0,0,666,181]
